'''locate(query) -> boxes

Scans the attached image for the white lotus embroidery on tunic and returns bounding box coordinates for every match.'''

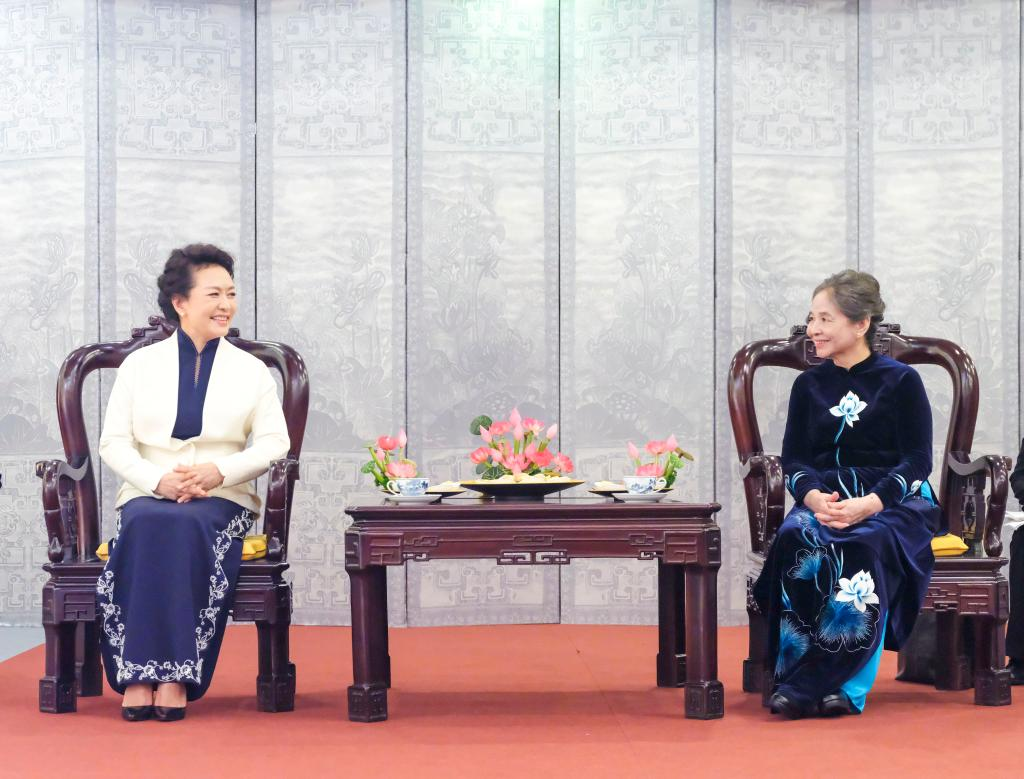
[835,570,880,613]
[830,391,868,445]
[830,391,867,427]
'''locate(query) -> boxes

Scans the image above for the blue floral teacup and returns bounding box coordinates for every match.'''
[386,477,430,496]
[622,475,667,494]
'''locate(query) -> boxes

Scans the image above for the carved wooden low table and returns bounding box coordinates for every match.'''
[344,497,723,722]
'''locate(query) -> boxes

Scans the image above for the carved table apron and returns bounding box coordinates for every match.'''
[344,497,724,722]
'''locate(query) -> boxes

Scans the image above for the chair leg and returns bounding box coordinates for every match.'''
[934,609,972,691]
[973,615,1011,706]
[76,619,104,697]
[256,618,295,713]
[743,604,766,694]
[896,610,936,684]
[39,622,77,713]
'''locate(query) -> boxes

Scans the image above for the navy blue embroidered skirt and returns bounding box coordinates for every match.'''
[96,496,252,701]
[753,496,937,710]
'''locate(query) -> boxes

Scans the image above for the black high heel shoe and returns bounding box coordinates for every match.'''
[153,683,187,721]
[153,706,186,722]
[121,705,154,722]
[122,684,155,721]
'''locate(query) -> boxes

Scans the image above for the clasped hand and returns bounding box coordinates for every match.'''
[805,489,882,530]
[155,463,225,503]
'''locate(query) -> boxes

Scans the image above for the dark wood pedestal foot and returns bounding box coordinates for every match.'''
[685,681,725,719]
[39,679,77,714]
[973,615,1011,706]
[257,662,297,712]
[39,622,77,713]
[683,556,724,719]
[974,669,1011,706]
[256,613,296,712]
[743,602,766,694]
[348,683,388,722]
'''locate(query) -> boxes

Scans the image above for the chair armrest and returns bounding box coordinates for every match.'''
[946,453,1011,558]
[739,454,785,556]
[35,458,90,563]
[263,457,300,562]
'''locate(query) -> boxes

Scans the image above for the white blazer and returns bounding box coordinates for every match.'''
[99,331,291,516]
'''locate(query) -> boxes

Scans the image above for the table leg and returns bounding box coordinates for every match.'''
[348,565,390,722]
[656,560,686,687]
[684,563,724,719]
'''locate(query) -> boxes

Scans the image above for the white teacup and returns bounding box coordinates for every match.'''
[386,477,430,496]
[622,475,667,494]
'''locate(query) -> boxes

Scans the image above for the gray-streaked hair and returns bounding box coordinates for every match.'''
[813,269,886,347]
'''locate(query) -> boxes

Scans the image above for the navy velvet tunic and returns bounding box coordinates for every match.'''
[753,352,939,711]
[97,331,251,701]
[781,351,941,523]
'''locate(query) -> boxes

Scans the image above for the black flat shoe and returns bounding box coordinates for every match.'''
[768,692,806,720]
[153,706,186,722]
[121,705,153,722]
[1007,659,1024,685]
[820,692,859,717]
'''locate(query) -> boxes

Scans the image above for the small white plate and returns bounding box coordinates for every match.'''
[615,491,669,503]
[384,493,441,504]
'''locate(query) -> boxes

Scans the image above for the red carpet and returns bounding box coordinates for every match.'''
[0,625,1017,778]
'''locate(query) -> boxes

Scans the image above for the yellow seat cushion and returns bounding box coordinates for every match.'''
[931,533,969,557]
[96,534,268,562]
[241,534,268,561]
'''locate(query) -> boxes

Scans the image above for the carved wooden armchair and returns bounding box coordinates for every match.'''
[37,316,309,713]
[729,323,1011,706]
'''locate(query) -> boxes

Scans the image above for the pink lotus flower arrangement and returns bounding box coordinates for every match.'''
[627,435,694,488]
[469,408,574,479]
[362,429,417,490]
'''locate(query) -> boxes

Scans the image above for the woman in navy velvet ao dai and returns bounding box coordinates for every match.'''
[753,271,938,718]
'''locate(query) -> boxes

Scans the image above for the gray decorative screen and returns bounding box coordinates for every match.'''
[2,0,1021,629]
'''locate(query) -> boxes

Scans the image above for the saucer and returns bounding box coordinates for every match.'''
[590,486,672,498]
[614,491,669,503]
[384,493,441,504]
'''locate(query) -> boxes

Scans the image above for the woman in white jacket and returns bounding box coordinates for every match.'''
[96,244,289,722]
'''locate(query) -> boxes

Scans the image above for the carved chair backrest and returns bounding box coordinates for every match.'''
[54,316,309,560]
[728,323,978,551]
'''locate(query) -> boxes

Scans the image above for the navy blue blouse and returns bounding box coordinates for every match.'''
[781,352,934,511]
[171,328,219,440]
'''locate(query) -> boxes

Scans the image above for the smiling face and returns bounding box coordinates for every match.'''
[171,264,236,342]
[806,288,869,362]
